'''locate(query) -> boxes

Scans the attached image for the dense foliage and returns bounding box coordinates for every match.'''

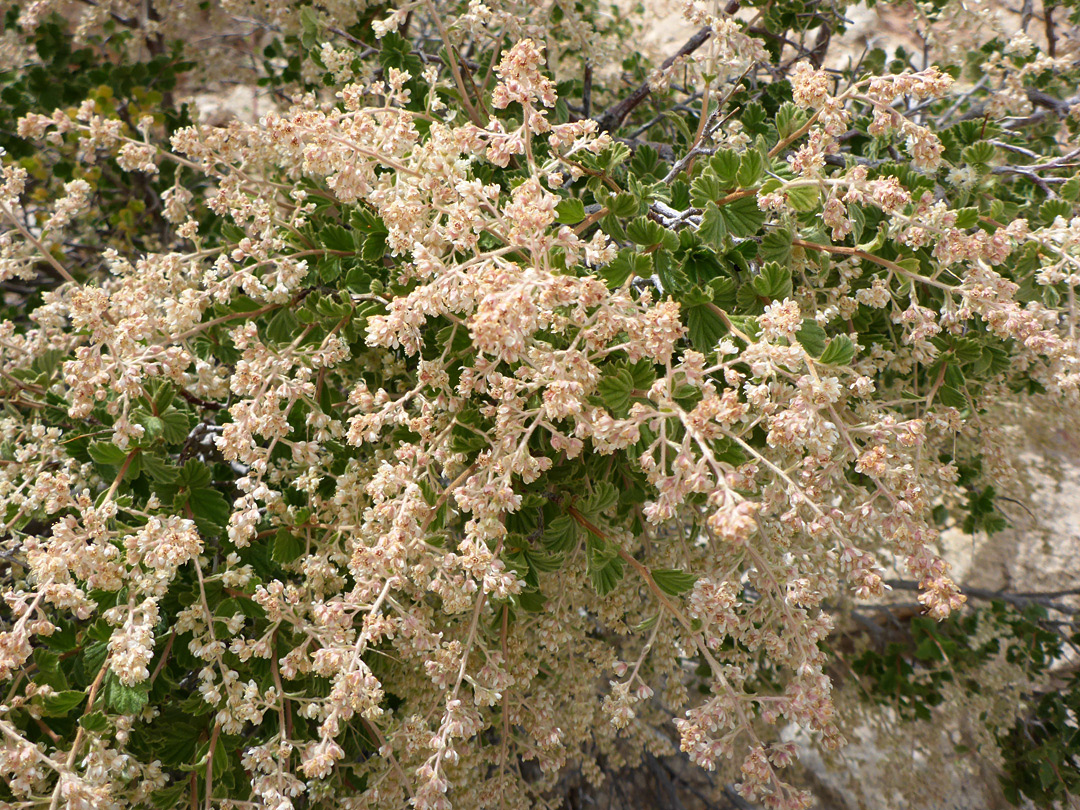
[2,1,1080,808]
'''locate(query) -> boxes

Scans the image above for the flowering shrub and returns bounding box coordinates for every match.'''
[2,1,1080,808]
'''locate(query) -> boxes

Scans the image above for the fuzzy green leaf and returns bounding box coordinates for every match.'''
[555,198,586,224]
[597,367,634,417]
[759,227,792,264]
[961,141,995,165]
[708,149,741,188]
[651,568,697,596]
[159,408,192,445]
[690,173,724,208]
[88,442,128,466]
[588,556,624,596]
[544,515,580,554]
[189,487,231,535]
[819,335,856,366]
[796,320,828,357]
[580,482,618,516]
[600,250,651,288]
[751,262,793,300]
[39,690,86,717]
[106,676,149,715]
[736,150,765,188]
[79,711,110,734]
[686,301,728,354]
[718,195,766,237]
[272,528,305,565]
[775,102,808,140]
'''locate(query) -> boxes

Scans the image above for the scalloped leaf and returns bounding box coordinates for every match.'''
[819,335,856,366]
[651,568,697,596]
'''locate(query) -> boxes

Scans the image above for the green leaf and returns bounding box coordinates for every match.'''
[951,337,983,365]
[211,734,229,779]
[189,487,231,535]
[857,225,888,253]
[82,641,108,678]
[708,149,741,188]
[106,675,149,715]
[319,257,342,284]
[655,251,689,295]
[79,711,110,734]
[914,636,943,661]
[517,589,547,612]
[594,141,633,173]
[708,277,738,309]
[895,258,923,279]
[819,335,855,366]
[272,528,305,565]
[758,227,792,264]
[33,647,62,681]
[141,452,179,483]
[751,262,792,300]
[150,714,204,765]
[786,184,820,212]
[88,442,128,466]
[736,282,767,314]
[741,102,768,134]
[796,320,828,357]
[651,568,697,596]
[361,232,387,262]
[178,459,212,489]
[615,362,651,397]
[629,143,662,177]
[686,301,728,354]
[544,515,580,554]
[580,482,618,516]
[266,307,300,344]
[150,784,189,809]
[953,207,979,229]
[775,102,808,140]
[39,690,86,717]
[626,217,673,248]
[1039,198,1073,226]
[682,245,727,284]
[848,204,866,243]
[298,6,320,48]
[139,415,165,442]
[319,223,356,252]
[159,408,192,444]
[597,367,634,417]
[736,150,765,188]
[690,173,723,208]
[524,549,563,573]
[350,208,384,233]
[1039,760,1057,791]
[961,141,995,165]
[588,556,624,596]
[938,383,967,409]
[152,382,176,413]
[635,614,659,632]
[605,193,640,218]
[718,195,766,237]
[599,250,651,288]
[697,201,727,246]
[555,198,586,224]
[662,110,695,144]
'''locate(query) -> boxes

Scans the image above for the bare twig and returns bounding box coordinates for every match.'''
[1044,1,1057,58]
[884,579,1079,615]
[594,3,741,133]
